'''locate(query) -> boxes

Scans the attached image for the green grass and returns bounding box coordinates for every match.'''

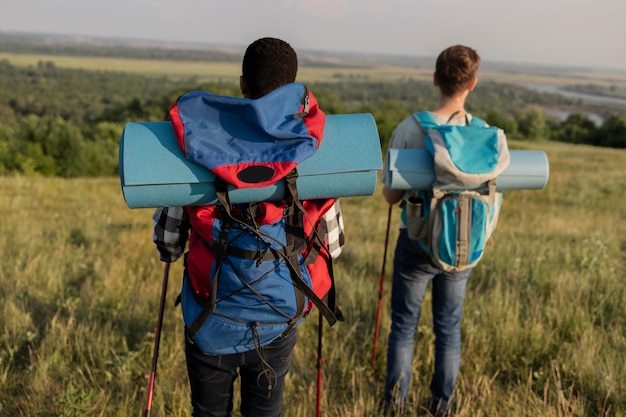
[1,140,625,416]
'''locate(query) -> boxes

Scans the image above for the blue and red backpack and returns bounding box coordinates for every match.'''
[169,83,343,355]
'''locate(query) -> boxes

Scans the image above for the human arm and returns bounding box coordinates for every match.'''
[152,206,190,262]
[382,186,404,204]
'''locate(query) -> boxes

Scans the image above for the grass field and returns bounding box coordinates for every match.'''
[1,139,625,416]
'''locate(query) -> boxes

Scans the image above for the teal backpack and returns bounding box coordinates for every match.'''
[405,111,511,271]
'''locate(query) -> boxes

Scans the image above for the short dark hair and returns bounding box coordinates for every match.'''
[242,37,298,99]
[434,45,481,97]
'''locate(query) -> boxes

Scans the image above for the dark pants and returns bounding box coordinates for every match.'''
[185,328,297,417]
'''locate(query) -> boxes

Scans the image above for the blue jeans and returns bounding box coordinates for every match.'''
[185,328,297,417]
[384,229,471,414]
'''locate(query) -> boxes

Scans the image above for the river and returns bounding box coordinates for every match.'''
[521,83,626,125]
[523,83,626,107]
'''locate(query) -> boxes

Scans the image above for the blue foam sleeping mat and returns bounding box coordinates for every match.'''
[120,113,383,208]
[385,148,550,191]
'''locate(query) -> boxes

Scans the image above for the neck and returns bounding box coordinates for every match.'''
[433,92,469,120]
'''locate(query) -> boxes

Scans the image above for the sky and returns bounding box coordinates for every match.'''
[1,0,626,71]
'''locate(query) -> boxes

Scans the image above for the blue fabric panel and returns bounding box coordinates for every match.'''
[469,198,489,262]
[435,124,500,173]
[180,275,297,355]
[438,198,458,266]
[414,111,500,174]
[176,84,317,166]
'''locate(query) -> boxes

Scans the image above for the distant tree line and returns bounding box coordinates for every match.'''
[0,60,625,177]
[567,83,626,101]
[0,32,358,68]
[0,32,242,63]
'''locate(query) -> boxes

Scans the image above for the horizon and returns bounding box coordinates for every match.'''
[2,29,621,75]
[1,0,625,72]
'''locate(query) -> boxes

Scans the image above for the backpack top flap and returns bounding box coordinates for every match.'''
[169,83,325,189]
[414,111,510,187]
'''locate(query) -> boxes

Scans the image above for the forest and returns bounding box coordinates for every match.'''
[1,33,626,177]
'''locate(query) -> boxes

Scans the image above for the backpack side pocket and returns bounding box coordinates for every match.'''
[406,196,427,241]
[430,191,492,272]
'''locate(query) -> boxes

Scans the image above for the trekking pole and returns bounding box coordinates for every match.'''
[371,204,393,369]
[316,309,323,417]
[144,262,170,417]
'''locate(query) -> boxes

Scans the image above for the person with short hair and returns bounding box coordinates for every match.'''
[240,37,298,99]
[152,37,344,417]
[381,44,485,416]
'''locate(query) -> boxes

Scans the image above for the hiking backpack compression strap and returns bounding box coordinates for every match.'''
[282,170,343,327]
[186,179,232,339]
[186,171,342,340]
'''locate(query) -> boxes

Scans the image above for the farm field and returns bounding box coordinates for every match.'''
[1,139,625,416]
[3,51,626,89]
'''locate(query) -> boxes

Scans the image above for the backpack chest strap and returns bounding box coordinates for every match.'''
[201,240,283,262]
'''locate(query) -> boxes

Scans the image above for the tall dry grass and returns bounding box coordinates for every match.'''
[1,140,625,416]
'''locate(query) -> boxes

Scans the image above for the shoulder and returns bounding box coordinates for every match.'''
[389,115,427,149]
[396,114,421,130]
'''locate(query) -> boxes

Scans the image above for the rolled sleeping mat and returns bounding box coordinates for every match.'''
[385,148,549,191]
[119,113,383,208]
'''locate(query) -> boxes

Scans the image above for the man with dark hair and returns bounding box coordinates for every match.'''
[152,37,344,417]
[381,44,490,416]
[241,37,299,99]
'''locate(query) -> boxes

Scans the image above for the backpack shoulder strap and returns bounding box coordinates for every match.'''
[416,111,487,128]
[469,115,487,127]
[413,111,438,130]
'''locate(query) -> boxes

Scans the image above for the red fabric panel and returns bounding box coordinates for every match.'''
[212,161,298,189]
[168,102,187,156]
[303,90,326,148]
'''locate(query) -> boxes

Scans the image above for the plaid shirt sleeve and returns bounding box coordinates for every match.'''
[323,199,345,259]
[152,207,190,262]
[153,202,342,261]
